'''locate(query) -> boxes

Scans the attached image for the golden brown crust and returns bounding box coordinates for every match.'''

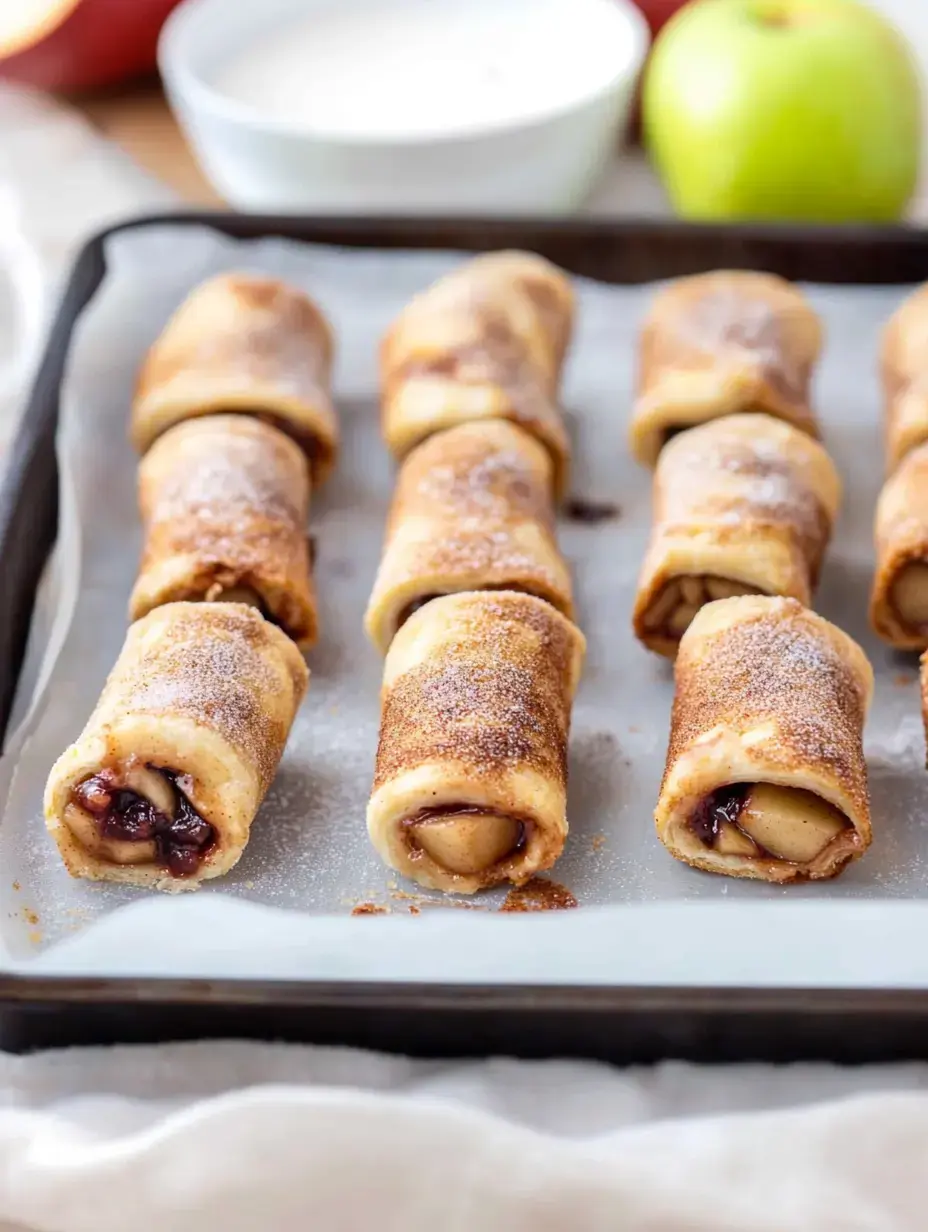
[656,596,872,883]
[380,252,574,495]
[368,591,585,893]
[131,273,339,485]
[881,283,928,472]
[364,420,574,654]
[633,413,841,657]
[131,416,318,649]
[871,441,928,648]
[44,603,308,889]
[630,271,822,468]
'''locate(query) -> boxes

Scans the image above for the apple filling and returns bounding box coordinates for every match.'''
[644,575,762,639]
[690,783,851,864]
[405,806,528,876]
[67,765,215,877]
[890,562,928,635]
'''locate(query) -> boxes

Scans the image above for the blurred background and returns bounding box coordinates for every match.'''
[0,0,925,218]
[0,0,926,439]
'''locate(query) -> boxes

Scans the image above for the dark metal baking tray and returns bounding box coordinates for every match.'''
[3,212,928,1060]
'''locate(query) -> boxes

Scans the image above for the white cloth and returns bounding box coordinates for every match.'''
[1,82,928,1231]
[0,1042,925,1231]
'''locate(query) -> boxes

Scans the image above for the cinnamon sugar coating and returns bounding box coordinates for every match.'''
[131,416,318,648]
[656,596,873,883]
[368,591,585,894]
[633,413,840,657]
[630,271,822,468]
[364,420,573,653]
[374,592,581,793]
[132,273,339,484]
[380,252,574,494]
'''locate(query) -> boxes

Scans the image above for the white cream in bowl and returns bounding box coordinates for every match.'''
[160,0,650,213]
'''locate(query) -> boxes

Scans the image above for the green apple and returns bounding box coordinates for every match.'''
[643,0,922,222]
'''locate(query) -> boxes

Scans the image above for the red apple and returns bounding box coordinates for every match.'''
[0,0,183,91]
[634,0,689,37]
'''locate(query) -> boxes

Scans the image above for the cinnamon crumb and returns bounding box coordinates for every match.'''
[591,834,606,852]
[11,882,19,892]
[563,497,620,523]
[895,673,914,687]
[407,905,421,915]
[351,902,390,916]
[500,877,578,912]
[23,908,38,926]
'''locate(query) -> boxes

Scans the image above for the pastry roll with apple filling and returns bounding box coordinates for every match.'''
[367,591,585,893]
[44,603,307,890]
[132,273,339,485]
[656,597,872,882]
[364,420,574,654]
[630,271,822,467]
[130,416,318,649]
[633,413,841,658]
[380,251,575,495]
[871,441,928,649]
[881,283,928,473]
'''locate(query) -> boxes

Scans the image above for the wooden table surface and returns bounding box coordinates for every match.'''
[72,82,219,205]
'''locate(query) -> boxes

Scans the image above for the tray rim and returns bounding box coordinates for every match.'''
[6,210,928,1040]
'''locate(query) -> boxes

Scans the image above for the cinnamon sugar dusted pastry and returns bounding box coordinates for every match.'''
[380,251,575,494]
[871,441,928,649]
[633,413,840,658]
[131,273,338,484]
[881,283,928,472]
[364,420,573,654]
[656,596,872,882]
[44,603,308,890]
[367,590,585,893]
[630,271,822,467]
[130,416,318,649]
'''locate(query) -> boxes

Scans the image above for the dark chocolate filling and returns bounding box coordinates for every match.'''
[72,769,215,877]
[689,783,751,848]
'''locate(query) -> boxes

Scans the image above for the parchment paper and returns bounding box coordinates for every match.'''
[1,222,927,987]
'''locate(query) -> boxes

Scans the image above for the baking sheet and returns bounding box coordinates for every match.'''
[2,222,928,986]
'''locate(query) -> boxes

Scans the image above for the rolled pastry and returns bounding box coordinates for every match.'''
[656,596,872,882]
[130,415,318,649]
[44,602,308,890]
[380,251,574,494]
[364,420,574,654]
[630,271,822,467]
[132,273,338,485]
[881,283,928,472]
[871,440,928,648]
[367,590,585,893]
[633,413,840,658]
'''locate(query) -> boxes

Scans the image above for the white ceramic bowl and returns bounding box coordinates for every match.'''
[159,0,650,215]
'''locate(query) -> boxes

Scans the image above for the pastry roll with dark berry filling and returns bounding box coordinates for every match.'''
[44,603,307,890]
[870,441,928,649]
[364,420,574,654]
[130,415,318,649]
[633,413,840,658]
[380,251,574,496]
[367,590,585,893]
[630,271,822,468]
[655,596,872,882]
[132,273,338,485]
[881,283,928,473]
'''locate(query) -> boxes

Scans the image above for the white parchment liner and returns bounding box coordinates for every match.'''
[0,222,925,988]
